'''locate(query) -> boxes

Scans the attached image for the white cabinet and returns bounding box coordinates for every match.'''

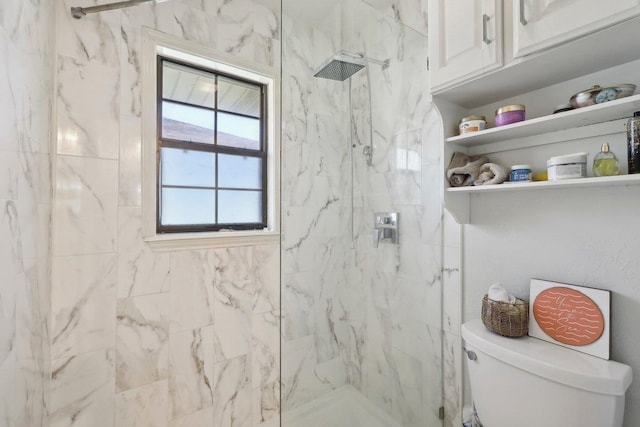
[513,0,640,59]
[428,0,502,91]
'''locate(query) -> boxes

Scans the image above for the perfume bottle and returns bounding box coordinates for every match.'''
[593,143,620,177]
[628,111,640,174]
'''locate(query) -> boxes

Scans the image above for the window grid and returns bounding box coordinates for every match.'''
[156,56,268,233]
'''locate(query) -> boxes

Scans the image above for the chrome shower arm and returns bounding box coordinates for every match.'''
[71,0,168,19]
[336,50,390,69]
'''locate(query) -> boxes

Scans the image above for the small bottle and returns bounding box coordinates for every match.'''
[593,143,620,177]
[627,111,640,174]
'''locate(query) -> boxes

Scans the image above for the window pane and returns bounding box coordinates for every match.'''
[162,101,215,144]
[163,61,216,109]
[161,147,216,187]
[161,188,215,225]
[218,154,262,189]
[218,190,262,224]
[217,112,260,150]
[218,76,261,117]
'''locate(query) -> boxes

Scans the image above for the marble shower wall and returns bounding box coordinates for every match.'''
[51,1,281,426]
[0,1,55,426]
[281,0,446,426]
[280,2,355,411]
[341,2,444,426]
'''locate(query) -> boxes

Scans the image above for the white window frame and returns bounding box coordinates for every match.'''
[141,28,280,251]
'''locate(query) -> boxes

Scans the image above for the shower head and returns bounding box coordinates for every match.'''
[313,53,366,81]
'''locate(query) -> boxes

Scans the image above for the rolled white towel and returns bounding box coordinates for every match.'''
[488,282,516,304]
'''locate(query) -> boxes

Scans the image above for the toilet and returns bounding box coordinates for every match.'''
[461,319,632,427]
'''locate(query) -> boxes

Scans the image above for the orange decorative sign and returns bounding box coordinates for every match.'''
[533,287,605,346]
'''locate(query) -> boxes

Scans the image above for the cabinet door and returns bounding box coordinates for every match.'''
[513,0,640,58]
[429,0,502,91]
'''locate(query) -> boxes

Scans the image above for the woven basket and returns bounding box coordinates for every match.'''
[481,294,529,337]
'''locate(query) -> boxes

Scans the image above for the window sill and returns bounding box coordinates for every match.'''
[144,230,280,252]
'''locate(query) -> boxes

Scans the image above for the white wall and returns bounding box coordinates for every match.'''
[463,185,640,426]
[0,1,55,425]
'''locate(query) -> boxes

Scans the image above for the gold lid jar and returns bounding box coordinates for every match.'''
[458,115,487,134]
[495,104,525,115]
[495,104,526,127]
[460,115,486,124]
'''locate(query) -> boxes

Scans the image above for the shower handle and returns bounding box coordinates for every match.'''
[363,145,373,165]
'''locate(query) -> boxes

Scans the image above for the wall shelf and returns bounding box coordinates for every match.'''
[447,174,640,194]
[446,94,640,147]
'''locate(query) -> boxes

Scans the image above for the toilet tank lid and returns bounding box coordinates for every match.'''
[462,319,632,396]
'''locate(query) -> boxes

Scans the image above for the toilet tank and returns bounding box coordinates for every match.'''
[461,319,632,427]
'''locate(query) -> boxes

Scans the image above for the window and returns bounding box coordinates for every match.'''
[142,29,279,250]
[157,58,267,232]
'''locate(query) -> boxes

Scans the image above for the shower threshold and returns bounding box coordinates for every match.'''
[282,385,400,427]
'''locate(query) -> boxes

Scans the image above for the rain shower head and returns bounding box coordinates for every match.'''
[313,53,366,81]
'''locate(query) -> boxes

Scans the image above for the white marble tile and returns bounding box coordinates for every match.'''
[0,204,21,369]
[442,244,461,334]
[51,253,116,360]
[217,0,278,66]
[117,206,170,298]
[422,245,443,330]
[213,355,252,427]
[50,349,116,427]
[170,251,215,332]
[280,272,316,341]
[116,293,170,392]
[362,361,394,417]
[0,365,17,427]
[312,296,341,364]
[422,163,444,247]
[115,380,169,427]
[0,151,19,201]
[214,280,253,362]
[252,311,279,387]
[120,26,143,119]
[53,156,118,256]
[281,206,322,275]
[172,3,217,47]
[121,1,174,35]
[281,339,347,411]
[252,381,279,426]
[443,331,462,427]
[172,406,214,427]
[252,244,280,313]
[213,246,253,283]
[118,116,142,207]
[282,144,332,209]
[423,325,444,427]
[422,107,443,166]
[169,326,214,420]
[55,0,121,157]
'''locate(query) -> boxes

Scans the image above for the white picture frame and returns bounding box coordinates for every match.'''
[529,279,611,360]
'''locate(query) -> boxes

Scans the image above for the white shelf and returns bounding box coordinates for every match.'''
[446,94,640,147]
[447,174,640,194]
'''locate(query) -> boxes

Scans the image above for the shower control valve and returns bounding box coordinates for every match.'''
[373,212,399,246]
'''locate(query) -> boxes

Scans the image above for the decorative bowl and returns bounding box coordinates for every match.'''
[569,84,636,108]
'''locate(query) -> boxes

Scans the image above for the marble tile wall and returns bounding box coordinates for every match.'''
[341,2,444,426]
[0,1,56,426]
[51,0,281,426]
[280,2,354,411]
[281,1,447,426]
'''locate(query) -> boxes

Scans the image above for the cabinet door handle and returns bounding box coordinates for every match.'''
[519,0,528,25]
[482,14,492,45]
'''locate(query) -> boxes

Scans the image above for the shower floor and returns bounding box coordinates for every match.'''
[282,385,401,427]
